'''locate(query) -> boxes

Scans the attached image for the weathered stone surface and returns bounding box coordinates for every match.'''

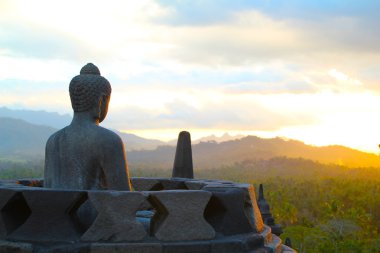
[0,180,19,187]
[44,63,131,191]
[159,179,188,190]
[203,182,264,234]
[172,131,193,179]
[131,178,163,191]
[0,240,33,253]
[184,181,207,190]
[35,243,91,253]
[7,189,85,242]
[204,188,255,235]
[149,190,215,241]
[242,233,265,251]
[131,178,161,210]
[251,248,272,253]
[264,234,283,253]
[210,239,244,253]
[259,225,273,245]
[90,243,162,253]
[282,244,297,253]
[0,189,27,239]
[239,184,265,233]
[81,191,147,242]
[163,241,210,253]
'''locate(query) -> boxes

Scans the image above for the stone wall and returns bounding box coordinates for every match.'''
[0,178,296,253]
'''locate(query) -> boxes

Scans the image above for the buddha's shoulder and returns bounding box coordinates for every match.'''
[46,127,67,143]
[94,126,122,144]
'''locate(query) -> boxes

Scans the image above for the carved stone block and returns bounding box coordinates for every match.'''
[163,241,210,253]
[204,187,255,235]
[149,190,215,241]
[0,240,33,253]
[91,242,162,253]
[81,191,147,242]
[131,178,163,191]
[7,189,86,242]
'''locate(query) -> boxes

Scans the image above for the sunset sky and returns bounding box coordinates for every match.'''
[1,0,380,153]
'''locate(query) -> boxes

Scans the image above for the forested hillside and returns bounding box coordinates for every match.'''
[1,110,380,252]
[129,136,380,169]
[131,158,380,253]
[1,156,380,252]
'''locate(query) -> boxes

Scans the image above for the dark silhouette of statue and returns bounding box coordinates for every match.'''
[44,63,131,191]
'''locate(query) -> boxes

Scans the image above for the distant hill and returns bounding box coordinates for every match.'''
[115,131,166,151]
[0,117,166,159]
[166,132,245,145]
[1,108,379,169]
[194,133,245,144]
[0,107,167,151]
[0,107,71,129]
[133,156,380,181]
[128,136,380,169]
[0,108,244,150]
[0,117,56,159]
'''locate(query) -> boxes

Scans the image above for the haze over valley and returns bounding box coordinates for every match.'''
[1,107,379,171]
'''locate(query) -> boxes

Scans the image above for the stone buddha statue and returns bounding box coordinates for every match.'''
[44,63,131,191]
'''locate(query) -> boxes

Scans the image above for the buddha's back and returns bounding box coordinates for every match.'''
[45,126,101,189]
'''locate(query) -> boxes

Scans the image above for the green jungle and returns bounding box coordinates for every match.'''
[1,156,380,253]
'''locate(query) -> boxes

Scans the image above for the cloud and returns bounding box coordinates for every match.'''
[0,57,79,82]
[156,9,380,68]
[1,0,380,152]
[0,79,71,113]
[0,0,172,63]
[0,24,96,61]
[104,90,318,132]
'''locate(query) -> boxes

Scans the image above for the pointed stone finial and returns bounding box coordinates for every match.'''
[257,184,270,213]
[172,131,193,178]
[285,237,293,247]
[258,183,265,201]
[257,184,283,236]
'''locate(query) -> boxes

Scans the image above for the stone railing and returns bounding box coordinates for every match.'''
[0,177,295,253]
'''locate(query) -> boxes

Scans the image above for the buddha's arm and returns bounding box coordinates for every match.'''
[43,135,56,188]
[102,135,132,191]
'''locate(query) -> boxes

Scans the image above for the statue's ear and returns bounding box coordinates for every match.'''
[98,93,110,123]
[97,93,107,108]
[101,93,108,102]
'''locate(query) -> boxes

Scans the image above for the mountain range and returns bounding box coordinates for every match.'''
[0,107,168,152]
[0,107,72,129]
[1,107,379,169]
[128,136,380,169]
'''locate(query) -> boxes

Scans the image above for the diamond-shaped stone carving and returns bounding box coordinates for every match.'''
[159,179,188,190]
[204,188,255,235]
[71,195,98,233]
[149,190,215,241]
[81,191,147,242]
[7,189,86,242]
[0,189,31,238]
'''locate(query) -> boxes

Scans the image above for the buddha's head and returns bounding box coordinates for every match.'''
[69,63,112,123]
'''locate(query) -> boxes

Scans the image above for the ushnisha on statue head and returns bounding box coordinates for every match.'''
[69,63,111,124]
